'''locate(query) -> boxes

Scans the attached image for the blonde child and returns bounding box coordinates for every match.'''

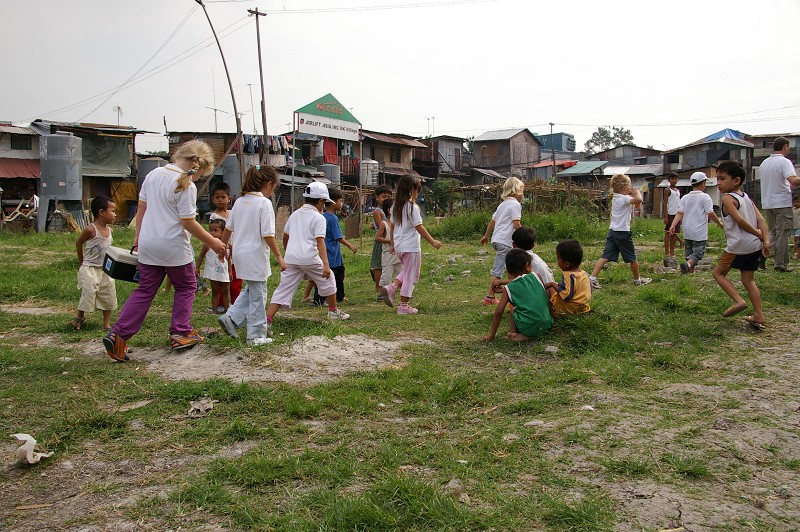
[380,175,442,315]
[370,185,394,301]
[266,182,349,332]
[544,239,591,317]
[196,218,231,313]
[217,165,285,346]
[712,161,769,330]
[589,174,652,288]
[103,140,226,360]
[376,198,402,291]
[71,196,117,331]
[480,177,524,305]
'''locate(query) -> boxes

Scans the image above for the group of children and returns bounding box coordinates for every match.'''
[68,139,775,360]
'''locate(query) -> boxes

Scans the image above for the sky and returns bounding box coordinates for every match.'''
[4,0,800,155]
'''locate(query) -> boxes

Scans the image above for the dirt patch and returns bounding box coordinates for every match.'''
[83,334,411,385]
[0,304,62,315]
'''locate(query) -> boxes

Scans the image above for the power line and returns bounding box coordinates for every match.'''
[206,0,499,12]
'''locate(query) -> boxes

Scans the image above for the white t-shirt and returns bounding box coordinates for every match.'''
[609,193,633,232]
[677,190,714,241]
[723,191,762,254]
[665,187,680,216]
[283,204,326,265]
[392,203,423,253]
[226,192,275,281]
[491,198,522,247]
[527,251,555,284]
[137,164,197,267]
[203,249,230,282]
[760,153,797,209]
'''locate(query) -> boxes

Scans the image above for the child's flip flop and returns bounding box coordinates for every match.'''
[70,317,85,330]
[743,316,765,331]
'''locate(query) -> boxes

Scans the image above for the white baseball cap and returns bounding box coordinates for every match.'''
[689,172,708,185]
[302,181,332,202]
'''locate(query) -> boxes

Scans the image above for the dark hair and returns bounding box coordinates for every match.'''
[242,165,279,193]
[374,185,392,199]
[505,248,532,276]
[773,137,790,152]
[512,226,536,251]
[211,182,230,196]
[717,161,746,183]
[556,239,583,267]
[91,196,112,217]
[329,189,343,202]
[667,172,679,179]
[392,175,421,227]
[381,198,393,213]
[208,218,226,231]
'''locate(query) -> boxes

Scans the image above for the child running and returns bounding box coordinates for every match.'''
[712,161,769,330]
[266,182,350,331]
[668,172,723,274]
[196,218,231,313]
[483,248,553,342]
[218,165,285,346]
[312,189,358,305]
[370,185,394,301]
[376,198,402,293]
[71,196,117,331]
[480,177,524,305]
[545,239,591,317]
[209,181,242,304]
[589,174,652,288]
[381,175,442,315]
[103,140,226,361]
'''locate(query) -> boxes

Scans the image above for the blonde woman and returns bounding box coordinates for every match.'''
[479,177,524,305]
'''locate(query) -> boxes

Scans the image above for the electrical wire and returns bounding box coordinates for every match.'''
[205,0,499,11]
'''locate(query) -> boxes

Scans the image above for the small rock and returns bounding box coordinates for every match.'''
[461,270,471,276]
[58,356,73,362]
[502,433,520,442]
[524,420,545,427]
[777,485,791,499]
[712,417,735,430]
[477,249,488,255]
[507,368,518,375]
[580,405,595,411]
[304,394,315,401]
[448,256,457,264]
[458,492,470,504]
[377,403,386,408]
[494,352,504,358]
[128,419,145,431]
[444,275,454,282]
[457,459,468,464]
[392,399,403,404]
[544,345,559,354]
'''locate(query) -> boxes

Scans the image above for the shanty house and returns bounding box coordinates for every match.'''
[0,123,40,217]
[472,128,541,177]
[588,144,662,165]
[413,135,466,181]
[361,130,426,186]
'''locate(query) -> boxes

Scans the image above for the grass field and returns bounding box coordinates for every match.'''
[1,212,799,531]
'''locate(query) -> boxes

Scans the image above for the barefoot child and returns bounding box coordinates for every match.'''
[196,218,231,313]
[483,248,553,342]
[209,181,242,304]
[380,175,442,315]
[544,239,591,317]
[376,198,402,293]
[712,161,769,330]
[71,196,117,331]
[480,177,523,305]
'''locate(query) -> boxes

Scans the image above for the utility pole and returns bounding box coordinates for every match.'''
[549,122,557,182]
[248,7,269,163]
[205,106,229,133]
[196,0,244,180]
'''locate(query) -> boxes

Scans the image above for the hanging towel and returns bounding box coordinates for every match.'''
[323,137,338,165]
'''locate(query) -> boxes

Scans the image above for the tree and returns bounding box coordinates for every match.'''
[583,126,634,154]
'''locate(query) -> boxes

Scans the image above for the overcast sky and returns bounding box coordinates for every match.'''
[4,0,800,155]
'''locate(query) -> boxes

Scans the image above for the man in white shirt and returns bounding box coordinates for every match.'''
[759,137,800,271]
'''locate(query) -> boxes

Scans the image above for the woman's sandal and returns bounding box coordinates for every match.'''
[743,316,766,331]
[69,316,85,330]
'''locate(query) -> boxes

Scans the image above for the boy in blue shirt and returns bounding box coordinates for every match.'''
[313,189,358,305]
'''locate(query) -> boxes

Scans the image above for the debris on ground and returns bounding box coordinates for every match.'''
[11,433,54,464]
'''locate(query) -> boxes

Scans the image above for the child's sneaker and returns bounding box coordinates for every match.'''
[217,314,238,338]
[247,335,273,346]
[102,331,129,362]
[679,262,689,274]
[589,278,602,290]
[170,330,204,351]
[397,303,418,315]
[328,309,350,320]
[376,294,384,303]
[634,277,652,286]
[380,284,396,308]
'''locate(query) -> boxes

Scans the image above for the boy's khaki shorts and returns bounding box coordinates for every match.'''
[77,264,117,312]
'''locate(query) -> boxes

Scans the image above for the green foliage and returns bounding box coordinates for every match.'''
[425,178,463,217]
[584,126,635,154]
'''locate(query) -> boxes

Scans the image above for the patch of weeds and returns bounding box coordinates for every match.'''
[784,458,800,470]
[171,479,234,511]
[436,374,484,407]
[221,417,264,441]
[159,379,254,403]
[503,389,571,415]
[603,457,652,477]
[651,351,701,372]
[284,391,324,419]
[538,492,615,531]
[660,453,712,479]
[562,429,591,446]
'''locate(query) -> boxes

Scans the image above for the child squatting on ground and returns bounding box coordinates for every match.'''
[483,248,553,342]
[217,165,285,346]
[196,218,231,314]
[266,182,350,332]
[313,188,358,305]
[380,175,442,315]
[712,161,770,331]
[71,196,117,331]
[668,172,723,274]
[480,176,524,305]
[103,140,227,361]
[589,174,652,289]
[545,239,592,318]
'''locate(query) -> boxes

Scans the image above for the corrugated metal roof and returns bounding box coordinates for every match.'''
[473,128,529,142]
[603,164,663,176]
[556,161,607,176]
[531,160,578,168]
[382,165,424,178]
[656,177,717,187]
[362,131,426,147]
[472,168,507,179]
[0,158,40,179]
[0,124,36,135]
[30,119,150,136]
[666,129,754,153]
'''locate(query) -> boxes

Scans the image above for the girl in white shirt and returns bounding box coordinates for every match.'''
[380,175,442,315]
[480,177,523,305]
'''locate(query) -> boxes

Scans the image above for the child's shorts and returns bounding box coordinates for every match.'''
[684,239,707,263]
[600,230,637,263]
[370,240,383,270]
[77,264,117,312]
[491,242,512,277]
[270,262,336,308]
[665,214,680,232]
[717,250,761,272]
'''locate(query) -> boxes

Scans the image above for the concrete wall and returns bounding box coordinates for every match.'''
[0,134,40,159]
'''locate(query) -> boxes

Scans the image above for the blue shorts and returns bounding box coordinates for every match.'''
[601,230,637,263]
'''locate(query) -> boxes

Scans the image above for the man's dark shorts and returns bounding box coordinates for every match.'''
[601,230,637,263]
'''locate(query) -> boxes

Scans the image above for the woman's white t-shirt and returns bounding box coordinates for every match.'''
[137,164,197,267]
[392,203,423,253]
[609,193,633,232]
[226,192,275,281]
[491,197,522,247]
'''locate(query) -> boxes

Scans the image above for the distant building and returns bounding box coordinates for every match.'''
[535,132,576,152]
[361,130,426,187]
[0,123,40,215]
[587,144,662,166]
[472,128,541,178]
[413,135,466,181]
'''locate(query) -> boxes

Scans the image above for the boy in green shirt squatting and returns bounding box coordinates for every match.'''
[483,248,553,342]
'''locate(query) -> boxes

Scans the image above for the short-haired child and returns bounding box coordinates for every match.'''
[312,189,358,305]
[589,174,652,288]
[71,196,117,331]
[218,165,285,346]
[376,198,402,291]
[712,161,769,330]
[511,226,554,284]
[483,248,553,342]
[380,175,442,315]
[480,176,524,305]
[669,172,723,274]
[209,181,242,303]
[792,196,800,260]
[266,182,350,330]
[663,172,681,260]
[370,185,394,301]
[544,239,591,317]
[196,218,231,313]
